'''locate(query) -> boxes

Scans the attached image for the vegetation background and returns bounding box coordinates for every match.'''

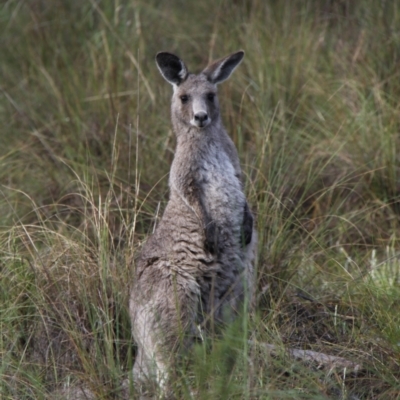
[1,0,400,398]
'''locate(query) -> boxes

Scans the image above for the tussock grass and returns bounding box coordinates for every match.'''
[1,0,400,398]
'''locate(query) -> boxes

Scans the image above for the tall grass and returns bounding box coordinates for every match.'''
[1,0,400,398]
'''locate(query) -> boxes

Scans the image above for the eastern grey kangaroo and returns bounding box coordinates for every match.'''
[130,50,257,395]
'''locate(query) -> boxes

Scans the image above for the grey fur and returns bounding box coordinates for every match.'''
[130,50,257,397]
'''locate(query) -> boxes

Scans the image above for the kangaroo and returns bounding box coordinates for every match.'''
[129,50,257,397]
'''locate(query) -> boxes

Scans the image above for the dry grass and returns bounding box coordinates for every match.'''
[1,0,400,398]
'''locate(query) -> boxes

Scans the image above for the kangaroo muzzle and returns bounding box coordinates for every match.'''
[193,112,209,128]
[191,98,211,128]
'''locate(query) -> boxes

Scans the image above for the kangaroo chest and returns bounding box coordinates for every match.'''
[199,146,245,228]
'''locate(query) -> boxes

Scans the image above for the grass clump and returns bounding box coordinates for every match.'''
[1,0,400,398]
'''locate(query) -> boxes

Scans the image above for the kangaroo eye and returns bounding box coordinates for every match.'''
[180,95,189,104]
[207,93,215,102]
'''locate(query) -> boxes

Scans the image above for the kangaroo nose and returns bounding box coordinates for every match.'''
[194,112,208,124]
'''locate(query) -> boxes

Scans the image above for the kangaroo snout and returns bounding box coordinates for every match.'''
[192,111,209,128]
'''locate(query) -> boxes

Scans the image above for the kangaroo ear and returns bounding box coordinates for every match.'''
[156,52,188,86]
[202,51,244,85]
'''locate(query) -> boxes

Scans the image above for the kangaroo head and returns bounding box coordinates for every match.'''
[156,51,244,130]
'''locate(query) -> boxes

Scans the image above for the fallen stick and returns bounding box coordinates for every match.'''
[254,342,362,372]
